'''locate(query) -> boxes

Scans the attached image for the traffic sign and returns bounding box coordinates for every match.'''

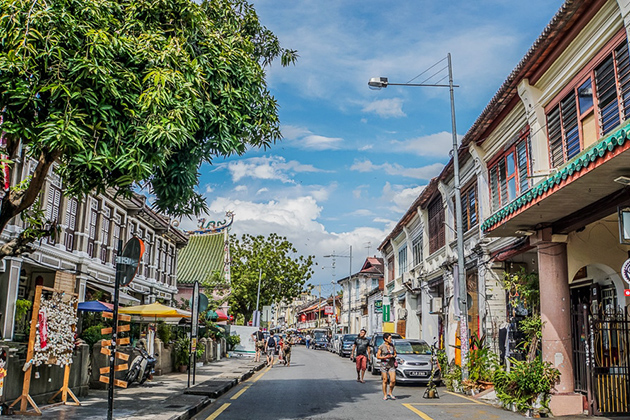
[118,237,145,286]
[624,289,630,297]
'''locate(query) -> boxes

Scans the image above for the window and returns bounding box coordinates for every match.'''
[64,198,78,251]
[489,129,531,212]
[546,37,630,167]
[45,181,62,245]
[428,196,445,254]
[87,199,99,257]
[144,235,152,278]
[387,256,394,284]
[100,206,111,263]
[412,235,422,267]
[460,183,478,232]
[112,213,122,257]
[398,246,407,277]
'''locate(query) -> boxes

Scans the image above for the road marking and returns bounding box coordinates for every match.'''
[408,403,479,405]
[402,403,434,420]
[445,390,486,405]
[205,403,230,420]
[250,366,271,383]
[230,385,250,400]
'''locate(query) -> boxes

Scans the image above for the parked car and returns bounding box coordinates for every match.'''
[311,328,330,350]
[339,334,358,357]
[390,339,441,384]
[330,334,342,353]
[368,332,403,374]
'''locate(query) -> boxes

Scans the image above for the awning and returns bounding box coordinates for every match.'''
[78,300,113,312]
[86,281,141,305]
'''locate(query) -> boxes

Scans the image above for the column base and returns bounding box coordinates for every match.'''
[549,393,584,416]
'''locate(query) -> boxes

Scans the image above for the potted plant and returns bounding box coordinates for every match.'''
[174,337,190,372]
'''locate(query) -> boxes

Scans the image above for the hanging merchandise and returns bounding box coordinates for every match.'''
[33,292,78,367]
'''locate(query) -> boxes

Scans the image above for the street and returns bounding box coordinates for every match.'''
[194,347,524,420]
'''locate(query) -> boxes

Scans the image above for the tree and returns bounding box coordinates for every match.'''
[229,233,315,323]
[0,0,296,256]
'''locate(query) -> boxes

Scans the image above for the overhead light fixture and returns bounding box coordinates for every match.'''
[614,176,630,186]
[368,77,388,90]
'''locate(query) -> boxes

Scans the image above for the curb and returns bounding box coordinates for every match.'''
[173,362,266,420]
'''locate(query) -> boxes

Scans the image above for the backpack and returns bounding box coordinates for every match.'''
[267,336,276,347]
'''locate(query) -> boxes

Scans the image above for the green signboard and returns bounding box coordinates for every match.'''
[382,304,390,322]
[374,300,383,313]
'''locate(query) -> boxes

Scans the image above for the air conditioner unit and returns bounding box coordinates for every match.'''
[429,297,442,314]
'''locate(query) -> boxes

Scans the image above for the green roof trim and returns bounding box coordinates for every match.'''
[176,233,225,285]
[482,121,630,232]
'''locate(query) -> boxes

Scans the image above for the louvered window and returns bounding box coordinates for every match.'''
[45,183,62,245]
[412,235,422,267]
[100,206,111,263]
[87,199,99,258]
[489,128,531,212]
[398,246,407,277]
[461,183,478,232]
[64,198,77,251]
[428,196,445,254]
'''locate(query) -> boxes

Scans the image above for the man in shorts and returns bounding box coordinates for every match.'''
[252,327,265,362]
[264,331,277,368]
[351,328,371,383]
[283,335,294,367]
[377,332,397,400]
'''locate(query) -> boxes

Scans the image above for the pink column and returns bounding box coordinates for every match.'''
[535,231,582,415]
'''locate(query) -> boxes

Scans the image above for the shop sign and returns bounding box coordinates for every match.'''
[382,297,391,322]
[324,306,334,315]
[374,300,383,313]
[622,258,630,286]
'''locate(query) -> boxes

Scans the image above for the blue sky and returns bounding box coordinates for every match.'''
[181,0,564,291]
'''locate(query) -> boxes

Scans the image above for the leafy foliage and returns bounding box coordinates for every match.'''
[502,268,540,314]
[0,0,296,255]
[80,324,106,348]
[493,357,560,414]
[229,233,315,322]
[465,335,497,386]
[226,334,241,350]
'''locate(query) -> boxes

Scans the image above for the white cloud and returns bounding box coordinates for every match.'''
[381,182,426,214]
[391,132,461,158]
[205,185,214,194]
[347,209,374,217]
[256,188,269,195]
[362,98,406,118]
[234,185,248,192]
[220,155,325,184]
[350,159,443,180]
[358,144,373,151]
[282,125,344,151]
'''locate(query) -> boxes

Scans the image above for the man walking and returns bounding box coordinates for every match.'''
[351,328,371,383]
[251,327,264,363]
[265,331,277,368]
[305,333,312,349]
[377,332,397,400]
[283,334,294,367]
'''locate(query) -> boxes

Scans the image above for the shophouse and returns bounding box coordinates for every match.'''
[0,158,187,341]
[337,257,384,334]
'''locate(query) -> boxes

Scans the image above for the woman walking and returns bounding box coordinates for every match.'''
[376,333,397,400]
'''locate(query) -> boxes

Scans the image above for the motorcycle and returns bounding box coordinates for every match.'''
[124,346,157,386]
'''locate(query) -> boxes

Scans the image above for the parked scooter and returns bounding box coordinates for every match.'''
[124,343,157,386]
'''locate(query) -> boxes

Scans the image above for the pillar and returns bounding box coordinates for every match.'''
[0,258,22,340]
[534,230,582,416]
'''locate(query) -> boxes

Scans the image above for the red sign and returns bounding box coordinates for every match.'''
[324,306,334,315]
[624,289,630,297]
[300,314,306,322]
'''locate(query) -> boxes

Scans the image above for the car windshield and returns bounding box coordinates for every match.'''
[374,334,402,348]
[395,341,431,355]
[342,334,357,342]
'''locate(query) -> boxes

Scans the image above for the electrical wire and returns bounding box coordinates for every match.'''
[406,56,448,85]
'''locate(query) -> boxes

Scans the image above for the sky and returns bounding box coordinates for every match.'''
[180,0,565,293]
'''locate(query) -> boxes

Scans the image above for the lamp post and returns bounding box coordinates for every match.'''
[324,246,353,333]
[368,53,469,380]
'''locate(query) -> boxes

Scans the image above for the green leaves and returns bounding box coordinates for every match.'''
[228,233,315,322]
[0,0,295,218]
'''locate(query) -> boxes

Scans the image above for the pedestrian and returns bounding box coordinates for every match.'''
[277,334,285,364]
[252,326,265,363]
[376,332,397,400]
[351,328,371,383]
[265,331,277,368]
[283,335,294,367]
[305,333,312,349]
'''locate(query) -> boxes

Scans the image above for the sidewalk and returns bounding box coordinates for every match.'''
[12,356,265,420]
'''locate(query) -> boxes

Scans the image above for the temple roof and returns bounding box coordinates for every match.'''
[176,232,225,285]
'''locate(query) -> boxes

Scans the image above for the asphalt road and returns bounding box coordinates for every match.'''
[192,346,529,420]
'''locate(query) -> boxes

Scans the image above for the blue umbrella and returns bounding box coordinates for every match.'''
[78,300,113,312]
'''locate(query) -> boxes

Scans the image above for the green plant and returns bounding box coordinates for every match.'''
[466,335,497,386]
[519,315,543,361]
[174,337,190,368]
[226,334,241,351]
[15,299,32,319]
[81,324,106,348]
[493,357,561,414]
[195,341,206,358]
[443,362,462,392]
[157,322,172,344]
[502,268,540,314]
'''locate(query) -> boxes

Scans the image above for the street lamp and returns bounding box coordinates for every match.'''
[368,53,469,380]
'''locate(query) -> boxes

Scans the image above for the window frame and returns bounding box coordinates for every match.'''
[488,127,532,212]
[460,181,478,233]
[427,195,445,255]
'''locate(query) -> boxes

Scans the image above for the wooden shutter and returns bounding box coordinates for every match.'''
[547,105,564,167]
[489,166,499,212]
[615,41,630,121]
[64,198,77,251]
[100,207,111,263]
[595,54,621,135]
[87,200,99,257]
[428,196,444,254]
[561,92,580,160]
[516,139,530,194]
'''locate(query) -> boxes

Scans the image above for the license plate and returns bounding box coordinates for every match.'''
[408,371,429,377]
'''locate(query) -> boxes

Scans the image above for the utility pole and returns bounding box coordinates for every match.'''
[324,246,353,332]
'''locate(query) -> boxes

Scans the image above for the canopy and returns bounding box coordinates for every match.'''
[119,302,190,318]
[207,309,229,321]
[78,300,113,312]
